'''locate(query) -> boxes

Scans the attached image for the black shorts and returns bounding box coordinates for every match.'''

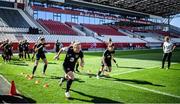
[56,48,60,53]
[19,50,23,53]
[24,49,29,52]
[63,64,74,73]
[36,53,46,60]
[101,60,111,67]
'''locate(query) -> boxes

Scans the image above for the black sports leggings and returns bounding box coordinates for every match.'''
[162,52,172,68]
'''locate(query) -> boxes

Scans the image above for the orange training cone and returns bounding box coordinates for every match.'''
[43,83,49,88]
[35,80,40,84]
[9,81,17,96]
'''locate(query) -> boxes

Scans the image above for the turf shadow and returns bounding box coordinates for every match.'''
[76,72,97,78]
[0,94,36,103]
[34,76,85,83]
[104,76,165,87]
[10,63,29,66]
[117,66,143,69]
[69,89,122,103]
[48,62,57,64]
[50,76,85,83]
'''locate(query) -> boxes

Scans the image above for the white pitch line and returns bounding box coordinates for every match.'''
[118,81,180,99]
[111,69,144,76]
[111,63,179,76]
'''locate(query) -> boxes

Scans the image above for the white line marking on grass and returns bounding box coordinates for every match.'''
[118,81,180,99]
[111,63,179,76]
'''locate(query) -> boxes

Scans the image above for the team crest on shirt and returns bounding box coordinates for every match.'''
[70,57,75,62]
[75,55,79,58]
[107,55,111,58]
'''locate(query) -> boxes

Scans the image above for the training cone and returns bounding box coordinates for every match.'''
[27,75,33,80]
[28,77,32,80]
[25,74,29,78]
[9,81,17,96]
[43,83,49,88]
[35,80,40,84]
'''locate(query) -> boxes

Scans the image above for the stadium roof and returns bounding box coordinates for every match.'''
[81,0,180,17]
[33,0,180,18]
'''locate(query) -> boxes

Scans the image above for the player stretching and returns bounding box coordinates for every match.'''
[162,36,176,69]
[54,42,84,98]
[97,44,115,79]
[32,38,49,77]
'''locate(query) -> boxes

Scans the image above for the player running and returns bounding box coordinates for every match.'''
[32,37,49,77]
[161,36,176,69]
[54,41,80,72]
[0,40,8,62]
[97,44,115,79]
[54,42,84,98]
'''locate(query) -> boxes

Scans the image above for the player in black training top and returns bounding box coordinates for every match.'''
[97,44,115,79]
[107,38,118,67]
[32,37,41,60]
[55,40,61,53]
[8,41,13,60]
[32,38,49,77]
[1,39,11,62]
[55,40,63,60]
[0,40,9,62]
[18,40,24,59]
[23,40,30,59]
[54,42,84,98]
[54,41,80,72]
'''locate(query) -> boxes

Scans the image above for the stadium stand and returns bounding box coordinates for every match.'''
[142,37,162,43]
[82,24,126,36]
[97,36,146,43]
[142,37,162,47]
[134,32,163,38]
[0,27,28,33]
[22,35,105,49]
[96,36,146,47]
[37,19,77,35]
[0,8,30,28]
[0,34,18,42]
[0,1,14,8]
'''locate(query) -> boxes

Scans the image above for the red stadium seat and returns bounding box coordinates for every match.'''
[37,19,77,35]
[82,24,125,36]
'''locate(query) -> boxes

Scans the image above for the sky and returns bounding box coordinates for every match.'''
[170,17,180,28]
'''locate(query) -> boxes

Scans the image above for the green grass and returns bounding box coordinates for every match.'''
[0,49,180,103]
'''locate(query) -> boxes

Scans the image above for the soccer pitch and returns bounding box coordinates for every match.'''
[0,49,180,103]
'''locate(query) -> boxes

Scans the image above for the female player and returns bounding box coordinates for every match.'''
[97,44,115,79]
[32,37,49,77]
[162,36,176,69]
[54,42,84,98]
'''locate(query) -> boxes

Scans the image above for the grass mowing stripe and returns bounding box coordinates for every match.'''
[114,81,180,99]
